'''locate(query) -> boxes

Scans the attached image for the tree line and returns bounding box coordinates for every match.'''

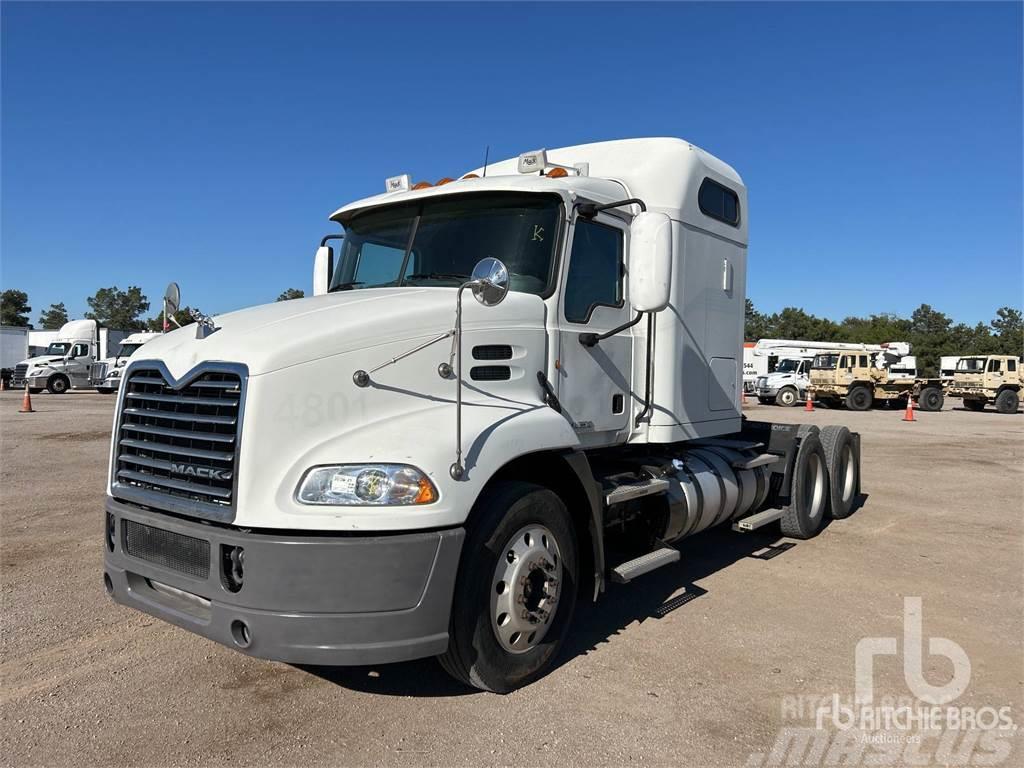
[0,286,307,332]
[746,300,1023,376]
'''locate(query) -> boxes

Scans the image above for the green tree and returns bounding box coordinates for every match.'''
[990,306,1023,356]
[0,289,31,326]
[144,306,197,331]
[85,286,150,331]
[276,288,305,301]
[38,302,69,329]
[907,304,953,376]
[744,298,772,341]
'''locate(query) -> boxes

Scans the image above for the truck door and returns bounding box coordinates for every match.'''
[556,215,632,443]
[65,342,91,386]
[986,358,1003,388]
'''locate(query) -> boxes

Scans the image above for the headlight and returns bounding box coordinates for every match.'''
[296,464,438,506]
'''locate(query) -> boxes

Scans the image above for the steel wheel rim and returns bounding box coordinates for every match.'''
[490,524,562,654]
[803,452,825,522]
[780,390,795,405]
[839,444,855,504]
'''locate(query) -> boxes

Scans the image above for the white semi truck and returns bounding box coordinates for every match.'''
[752,339,914,406]
[91,331,162,393]
[102,138,863,692]
[11,319,128,394]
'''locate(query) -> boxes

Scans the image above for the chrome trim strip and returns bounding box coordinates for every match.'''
[120,423,236,443]
[125,392,239,407]
[119,438,234,462]
[117,468,233,499]
[122,407,236,426]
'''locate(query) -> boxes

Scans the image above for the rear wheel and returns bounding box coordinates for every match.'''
[780,430,830,539]
[845,385,872,411]
[820,425,858,519]
[963,398,985,412]
[995,389,1019,414]
[918,387,944,412]
[439,481,578,693]
[776,386,799,407]
[46,374,70,394]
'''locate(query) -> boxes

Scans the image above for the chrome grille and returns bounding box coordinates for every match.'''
[90,361,109,385]
[12,363,27,386]
[113,365,244,522]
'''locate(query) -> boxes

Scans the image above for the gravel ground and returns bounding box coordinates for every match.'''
[1,390,1021,767]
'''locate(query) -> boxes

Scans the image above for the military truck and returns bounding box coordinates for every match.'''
[946,355,1021,414]
[807,346,944,412]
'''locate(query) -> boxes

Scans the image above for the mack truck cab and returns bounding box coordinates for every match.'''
[103,138,863,692]
[947,355,1021,413]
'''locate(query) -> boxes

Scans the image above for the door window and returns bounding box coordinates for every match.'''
[1008,359,1017,372]
[988,359,1002,372]
[70,343,89,358]
[564,219,623,324]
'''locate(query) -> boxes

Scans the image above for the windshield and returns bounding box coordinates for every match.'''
[776,359,802,373]
[956,357,986,372]
[44,342,71,356]
[116,343,143,358]
[330,193,562,295]
[812,353,839,369]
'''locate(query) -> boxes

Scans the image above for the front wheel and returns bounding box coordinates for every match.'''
[845,385,873,411]
[439,481,578,693]
[46,374,70,394]
[995,389,1019,414]
[776,386,799,407]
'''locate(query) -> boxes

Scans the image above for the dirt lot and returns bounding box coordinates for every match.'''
[1,390,1022,767]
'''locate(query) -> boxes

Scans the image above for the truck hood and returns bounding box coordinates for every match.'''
[20,356,63,367]
[133,288,545,380]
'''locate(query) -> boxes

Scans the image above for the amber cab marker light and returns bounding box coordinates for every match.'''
[412,181,433,190]
[436,177,455,186]
[461,173,480,180]
[547,167,569,178]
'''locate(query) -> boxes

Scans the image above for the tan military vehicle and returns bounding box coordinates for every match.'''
[807,348,944,412]
[946,355,1021,413]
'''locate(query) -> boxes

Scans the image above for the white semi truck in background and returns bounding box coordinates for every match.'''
[91,331,162,393]
[103,138,863,692]
[752,339,915,406]
[11,319,128,394]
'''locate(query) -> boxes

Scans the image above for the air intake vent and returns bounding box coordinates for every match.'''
[113,366,244,522]
[470,366,511,381]
[123,519,210,579]
[472,345,513,361]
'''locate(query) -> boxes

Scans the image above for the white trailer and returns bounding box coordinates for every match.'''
[1,326,31,385]
[103,138,863,692]
[11,320,128,393]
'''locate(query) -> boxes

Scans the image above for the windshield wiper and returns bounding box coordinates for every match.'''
[330,281,365,292]
[403,272,468,283]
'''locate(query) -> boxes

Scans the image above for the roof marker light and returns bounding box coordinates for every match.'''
[385,174,411,193]
[436,177,455,186]
[412,181,433,190]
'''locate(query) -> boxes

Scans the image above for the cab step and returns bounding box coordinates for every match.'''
[732,507,784,532]
[603,477,670,506]
[610,544,680,584]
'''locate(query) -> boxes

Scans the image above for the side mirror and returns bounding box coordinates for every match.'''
[313,246,333,296]
[470,257,509,307]
[629,212,673,312]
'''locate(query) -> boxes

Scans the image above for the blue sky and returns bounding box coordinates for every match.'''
[2,2,1021,327]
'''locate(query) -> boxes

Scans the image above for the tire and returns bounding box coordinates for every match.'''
[820,425,858,519]
[46,374,70,394]
[438,481,578,693]
[995,389,1019,414]
[776,386,799,407]
[918,387,944,412]
[780,430,829,539]
[28,387,43,395]
[845,385,872,411]
[963,399,985,412]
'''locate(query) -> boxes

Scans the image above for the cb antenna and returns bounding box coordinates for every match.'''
[482,145,490,178]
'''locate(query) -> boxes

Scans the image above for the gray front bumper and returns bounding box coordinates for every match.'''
[104,498,465,666]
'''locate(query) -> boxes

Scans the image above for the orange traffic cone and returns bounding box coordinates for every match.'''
[805,391,814,412]
[902,396,915,422]
[19,384,35,413]
[0,376,6,392]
